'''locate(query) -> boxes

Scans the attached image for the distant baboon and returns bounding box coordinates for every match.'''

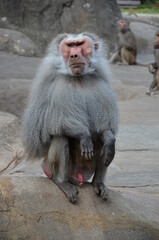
[22,33,119,203]
[109,18,137,65]
[146,30,159,96]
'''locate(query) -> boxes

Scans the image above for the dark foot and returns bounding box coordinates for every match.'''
[146,91,151,96]
[93,182,109,200]
[100,140,115,167]
[53,180,79,204]
[80,137,93,159]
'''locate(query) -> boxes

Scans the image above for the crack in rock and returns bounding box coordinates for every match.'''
[111,184,159,189]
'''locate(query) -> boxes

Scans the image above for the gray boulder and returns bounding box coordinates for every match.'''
[0,112,23,174]
[0,28,37,56]
[0,78,31,118]
[0,0,121,53]
[0,176,159,240]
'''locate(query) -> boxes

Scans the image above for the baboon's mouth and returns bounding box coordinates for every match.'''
[69,63,85,67]
[70,63,85,75]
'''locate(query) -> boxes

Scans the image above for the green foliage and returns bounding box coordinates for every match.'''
[121,1,159,14]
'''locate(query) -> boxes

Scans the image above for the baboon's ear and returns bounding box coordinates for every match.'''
[94,42,99,51]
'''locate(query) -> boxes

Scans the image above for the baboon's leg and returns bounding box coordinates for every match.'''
[92,157,108,200]
[92,130,115,200]
[149,74,158,94]
[109,51,121,64]
[42,136,78,203]
[121,47,136,65]
[156,70,159,89]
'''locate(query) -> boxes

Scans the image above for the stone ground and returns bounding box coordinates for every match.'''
[0,50,159,240]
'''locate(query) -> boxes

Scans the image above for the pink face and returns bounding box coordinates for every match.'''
[119,20,127,32]
[59,37,94,75]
